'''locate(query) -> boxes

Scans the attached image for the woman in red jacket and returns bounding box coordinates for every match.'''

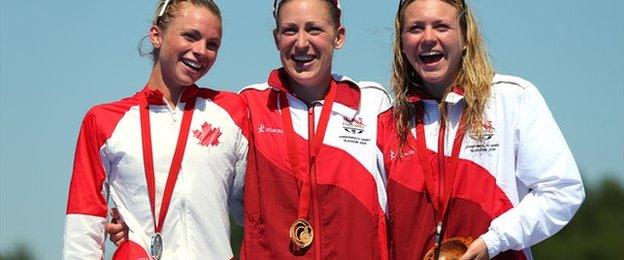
[239,0,391,259]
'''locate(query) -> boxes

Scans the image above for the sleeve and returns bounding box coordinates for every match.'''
[63,110,109,260]
[479,83,586,258]
[228,105,250,226]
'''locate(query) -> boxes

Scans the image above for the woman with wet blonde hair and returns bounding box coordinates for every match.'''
[377,0,585,259]
[63,0,249,259]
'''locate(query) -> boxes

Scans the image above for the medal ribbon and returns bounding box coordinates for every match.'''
[140,90,196,235]
[279,81,337,220]
[413,102,467,256]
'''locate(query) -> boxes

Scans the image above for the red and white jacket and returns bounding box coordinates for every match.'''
[63,85,249,259]
[378,74,585,259]
[240,69,391,259]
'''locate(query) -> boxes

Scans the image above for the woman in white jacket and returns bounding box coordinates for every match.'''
[377,0,585,259]
[62,1,248,259]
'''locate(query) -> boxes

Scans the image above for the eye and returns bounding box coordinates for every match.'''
[279,26,297,36]
[182,31,200,42]
[406,24,424,34]
[308,27,323,35]
[434,24,451,32]
[206,39,220,51]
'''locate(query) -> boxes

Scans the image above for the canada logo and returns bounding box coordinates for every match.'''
[193,122,222,146]
[343,117,366,134]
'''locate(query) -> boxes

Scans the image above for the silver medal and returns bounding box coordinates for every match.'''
[150,233,163,260]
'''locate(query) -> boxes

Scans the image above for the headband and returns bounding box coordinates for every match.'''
[158,0,173,17]
[272,0,341,19]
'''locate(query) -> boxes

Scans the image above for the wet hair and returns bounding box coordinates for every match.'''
[391,0,495,148]
[273,0,341,28]
[140,0,222,61]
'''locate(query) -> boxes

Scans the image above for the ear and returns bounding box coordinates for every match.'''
[148,25,163,49]
[333,26,346,50]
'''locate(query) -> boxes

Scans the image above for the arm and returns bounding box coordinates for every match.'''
[63,111,108,259]
[228,105,250,226]
[479,83,585,258]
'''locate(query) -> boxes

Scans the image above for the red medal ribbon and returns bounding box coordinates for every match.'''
[140,88,196,234]
[413,102,467,251]
[279,81,337,220]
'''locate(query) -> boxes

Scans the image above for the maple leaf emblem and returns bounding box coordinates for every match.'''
[193,122,222,147]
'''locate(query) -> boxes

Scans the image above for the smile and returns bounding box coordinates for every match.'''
[181,58,202,72]
[293,54,316,63]
[419,51,444,64]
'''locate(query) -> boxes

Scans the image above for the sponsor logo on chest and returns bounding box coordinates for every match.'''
[257,123,284,134]
[338,116,371,145]
[465,120,500,153]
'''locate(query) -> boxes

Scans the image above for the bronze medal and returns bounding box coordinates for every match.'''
[423,237,472,260]
[289,219,314,249]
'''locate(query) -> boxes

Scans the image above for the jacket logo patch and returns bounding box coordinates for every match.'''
[257,123,283,134]
[466,121,499,153]
[468,120,495,141]
[193,122,221,146]
[342,117,366,134]
[339,117,370,145]
[389,149,416,160]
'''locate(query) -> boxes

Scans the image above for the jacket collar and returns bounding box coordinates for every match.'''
[140,84,200,106]
[267,68,361,118]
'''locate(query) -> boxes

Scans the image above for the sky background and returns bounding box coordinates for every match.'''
[1,0,622,258]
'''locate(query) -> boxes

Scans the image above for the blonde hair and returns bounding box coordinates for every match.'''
[142,0,222,61]
[391,0,494,147]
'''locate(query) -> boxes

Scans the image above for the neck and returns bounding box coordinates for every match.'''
[147,62,185,107]
[422,81,451,102]
[288,76,332,106]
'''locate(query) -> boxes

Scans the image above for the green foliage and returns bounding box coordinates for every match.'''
[532,178,624,259]
[230,215,244,257]
[0,243,34,260]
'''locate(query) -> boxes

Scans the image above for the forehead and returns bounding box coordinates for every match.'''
[403,0,459,22]
[169,4,221,30]
[277,0,333,24]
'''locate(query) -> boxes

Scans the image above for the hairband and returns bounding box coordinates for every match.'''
[272,0,341,18]
[158,0,173,17]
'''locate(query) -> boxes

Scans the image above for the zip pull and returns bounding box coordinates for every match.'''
[434,221,443,247]
[434,221,443,260]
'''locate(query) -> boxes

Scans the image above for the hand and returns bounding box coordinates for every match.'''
[459,238,489,260]
[105,208,129,246]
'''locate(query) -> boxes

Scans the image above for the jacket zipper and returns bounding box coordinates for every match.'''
[308,106,323,260]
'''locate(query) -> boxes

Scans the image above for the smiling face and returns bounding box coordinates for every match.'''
[149,2,222,88]
[274,0,345,89]
[401,0,463,94]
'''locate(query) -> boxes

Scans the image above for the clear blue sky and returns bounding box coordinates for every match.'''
[1,0,622,258]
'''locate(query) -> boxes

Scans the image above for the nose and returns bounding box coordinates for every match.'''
[421,27,436,47]
[192,41,208,58]
[295,32,310,50]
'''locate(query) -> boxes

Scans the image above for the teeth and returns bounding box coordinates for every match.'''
[420,51,443,57]
[182,59,201,70]
[293,55,314,62]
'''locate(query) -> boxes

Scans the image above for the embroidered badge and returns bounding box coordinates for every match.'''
[342,116,366,134]
[193,122,222,146]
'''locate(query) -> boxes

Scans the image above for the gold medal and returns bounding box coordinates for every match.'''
[289,219,314,249]
[423,237,472,260]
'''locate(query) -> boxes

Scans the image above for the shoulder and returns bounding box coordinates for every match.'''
[334,74,391,99]
[491,74,543,100]
[196,86,248,121]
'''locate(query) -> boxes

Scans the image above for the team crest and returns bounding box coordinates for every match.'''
[469,120,495,141]
[193,122,222,146]
[342,117,366,134]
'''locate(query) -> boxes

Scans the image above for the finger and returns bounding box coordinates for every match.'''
[114,236,128,246]
[105,223,125,233]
